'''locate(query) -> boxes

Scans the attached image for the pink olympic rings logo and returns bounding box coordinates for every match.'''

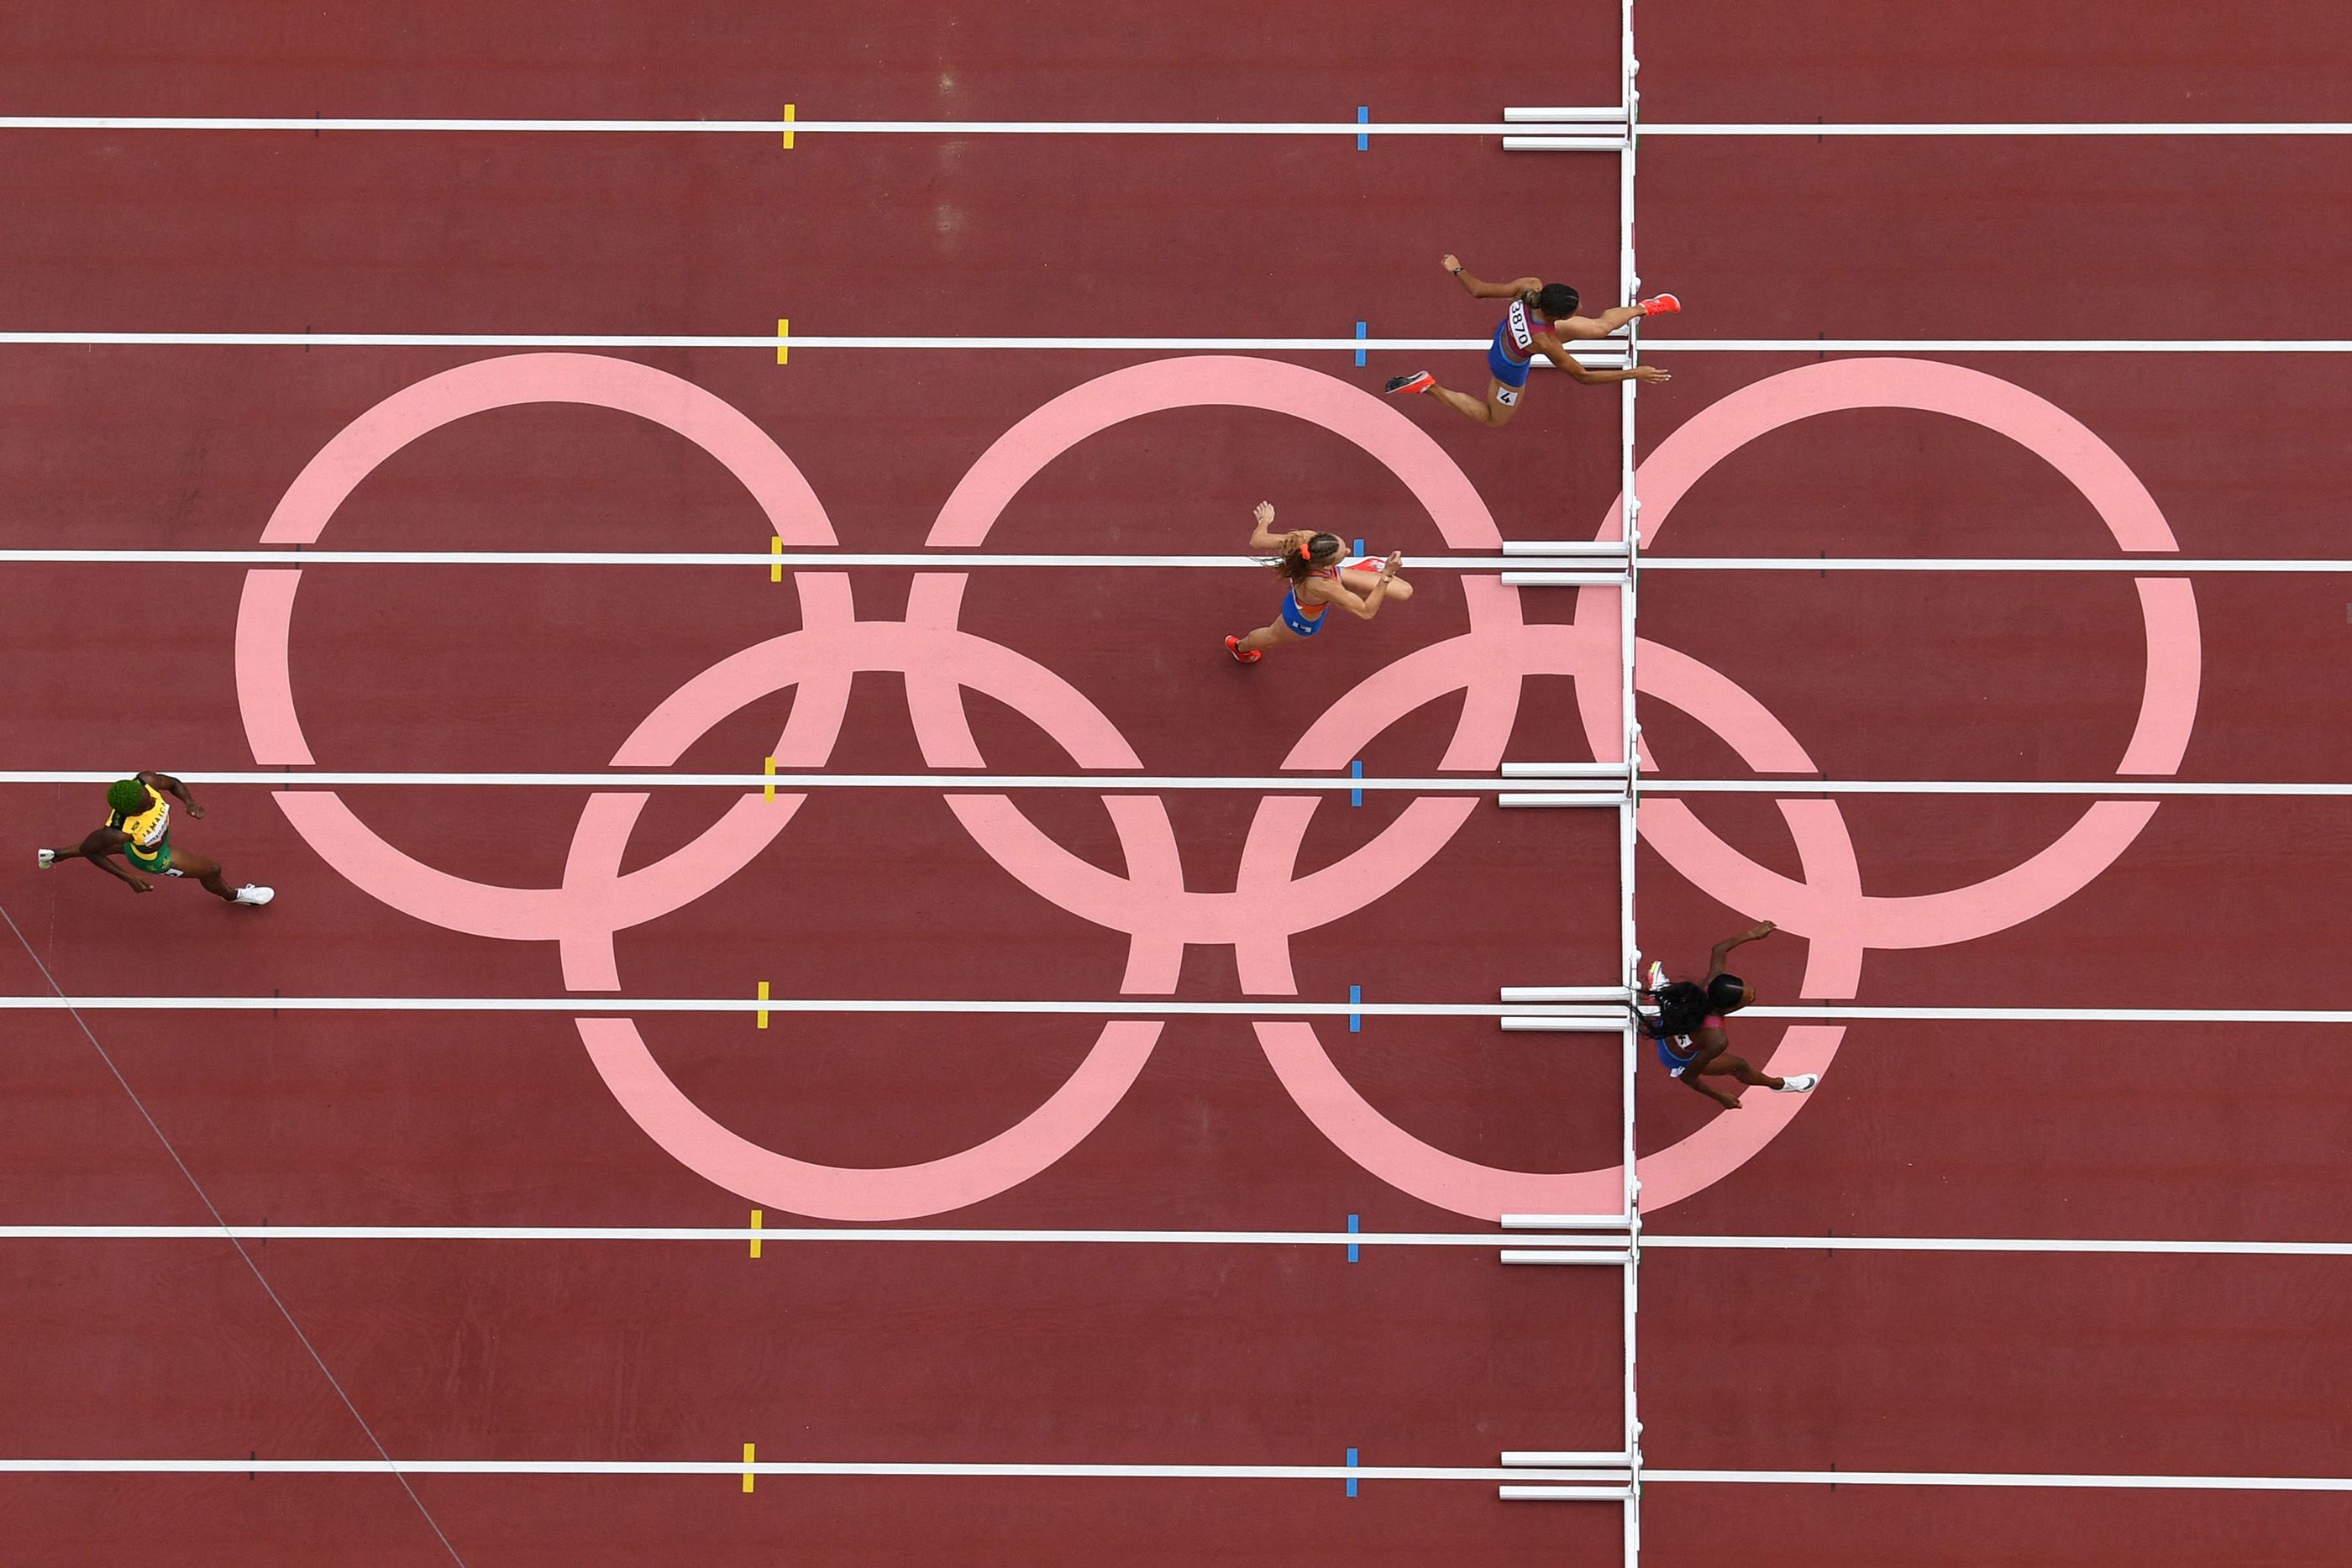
[233,353,2197,1222]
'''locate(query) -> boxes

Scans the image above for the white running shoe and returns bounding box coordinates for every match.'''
[231,884,275,907]
[36,849,55,869]
[1645,960,1667,990]
[1773,1073,1819,1093]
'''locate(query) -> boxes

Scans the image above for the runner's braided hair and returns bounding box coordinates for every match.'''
[106,779,149,815]
[1269,532,1346,584]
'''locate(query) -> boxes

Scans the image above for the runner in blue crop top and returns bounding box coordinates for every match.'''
[1225,502,1411,664]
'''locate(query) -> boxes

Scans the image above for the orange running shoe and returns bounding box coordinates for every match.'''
[1225,634,1262,664]
[1639,293,1681,317]
[1383,370,1436,396]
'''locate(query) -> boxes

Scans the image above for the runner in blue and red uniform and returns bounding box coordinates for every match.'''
[1385,254,1678,429]
[1638,921,1818,1110]
[1224,501,1410,664]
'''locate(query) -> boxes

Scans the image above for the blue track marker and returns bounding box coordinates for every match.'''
[1353,320,1368,367]
[1349,758,1363,807]
[1347,1214,1361,1264]
[1346,1446,1360,1496]
[1349,983,1362,1032]
[1356,106,1369,151]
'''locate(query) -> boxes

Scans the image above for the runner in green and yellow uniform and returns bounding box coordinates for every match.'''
[37,773,273,905]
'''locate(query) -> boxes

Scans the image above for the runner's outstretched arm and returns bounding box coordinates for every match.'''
[1441,254,1541,300]
[59,828,146,889]
[1707,920,1776,977]
[1246,501,1305,556]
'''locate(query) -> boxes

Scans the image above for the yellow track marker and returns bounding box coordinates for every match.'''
[770,535,783,582]
[756,979,770,1027]
[749,1209,764,1259]
[743,1441,757,1492]
[775,317,789,365]
[763,756,777,802]
[782,103,795,150]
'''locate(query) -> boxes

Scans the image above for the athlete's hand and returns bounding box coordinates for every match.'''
[186,803,206,820]
[1254,501,1275,527]
[1380,552,1403,579]
[1631,365,1672,384]
[127,876,153,894]
[1714,1094,1741,1110]
[1440,254,1462,275]
[1746,921,1776,940]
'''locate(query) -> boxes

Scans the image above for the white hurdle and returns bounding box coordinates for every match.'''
[1499,570,1628,588]
[1502,105,1629,154]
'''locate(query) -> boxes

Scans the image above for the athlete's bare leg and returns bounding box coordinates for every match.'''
[1426,376,1522,429]
[1556,304,1646,337]
[1697,1053,1786,1090]
[165,850,241,902]
[1234,618,1309,657]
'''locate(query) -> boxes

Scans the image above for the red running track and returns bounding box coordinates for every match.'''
[4,3,2352,1564]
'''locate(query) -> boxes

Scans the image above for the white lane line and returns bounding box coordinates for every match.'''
[0,770,1589,794]
[0,331,1619,363]
[0,1225,1552,1246]
[1649,338,2352,353]
[1748,1005,2352,1025]
[0,1456,2338,1490]
[0,996,1617,1019]
[1644,1235,2352,1258]
[1645,122,2352,137]
[0,1457,1600,1481]
[1641,557,2352,573]
[7,116,2339,139]
[27,776,2349,805]
[1646,780,2352,798]
[6,551,2349,575]
[6,330,2347,354]
[4,1227,2344,1257]
[0,549,1597,569]
[0,116,1604,138]
[1647,1470,2352,1492]
[5,998,2341,1023]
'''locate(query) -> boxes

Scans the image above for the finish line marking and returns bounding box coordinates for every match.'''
[4,1226,2346,1256]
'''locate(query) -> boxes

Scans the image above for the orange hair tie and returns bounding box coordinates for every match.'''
[1298,539,1312,559]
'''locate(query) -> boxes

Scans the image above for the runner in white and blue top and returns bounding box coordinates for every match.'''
[1385,254,1681,429]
